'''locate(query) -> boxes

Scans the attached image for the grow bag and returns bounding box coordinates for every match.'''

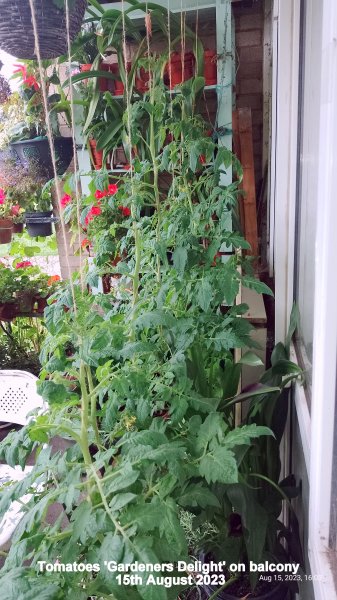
[11,137,73,179]
[25,211,54,237]
[0,0,87,59]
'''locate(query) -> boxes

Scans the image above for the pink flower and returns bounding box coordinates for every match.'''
[0,188,6,204]
[15,261,33,269]
[108,183,118,195]
[95,190,106,200]
[60,194,71,208]
[11,204,20,216]
[118,206,131,217]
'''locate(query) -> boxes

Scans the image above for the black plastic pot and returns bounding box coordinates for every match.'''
[205,581,288,600]
[10,137,73,179]
[25,211,53,237]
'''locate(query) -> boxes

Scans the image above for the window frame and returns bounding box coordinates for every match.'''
[271,0,337,597]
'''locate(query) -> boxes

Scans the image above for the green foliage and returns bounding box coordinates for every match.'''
[0,11,302,599]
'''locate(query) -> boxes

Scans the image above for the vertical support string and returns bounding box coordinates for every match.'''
[65,0,85,294]
[28,0,77,311]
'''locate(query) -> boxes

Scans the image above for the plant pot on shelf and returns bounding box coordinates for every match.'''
[0,218,13,244]
[10,137,73,179]
[15,291,35,314]
[204,49,217,85]
[81,63,92,84]
[89,139,103,170]
[0,0,87,59]
[109,62,131,95]
[13,222,24,234]
[135,67,150,93]
[25,211,53,237]
[165,51,195,88]
[99,62,114,93]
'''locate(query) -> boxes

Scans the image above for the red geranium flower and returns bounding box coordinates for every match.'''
[13,64,27,79]
[81,238,91,249]
[24,75,39,91]
[91,206,102,216]
[47,275,61,285]
[15,261,33,269]
[60,194,71,208]
[108,183,118,195]
[94,190,106,200]
[84,205,102,225]
[118,206,131,217]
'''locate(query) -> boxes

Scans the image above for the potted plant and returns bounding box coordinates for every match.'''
[9,62,73,178]
[0,47,300,600]
[24,179,54,237]
[0,261,57,318]
[0,0,87,60]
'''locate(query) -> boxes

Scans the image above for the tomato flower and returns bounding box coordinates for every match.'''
[15,261,33,269]
[60,194,71,208]
[118,206,131,217]
[108,183,118,195]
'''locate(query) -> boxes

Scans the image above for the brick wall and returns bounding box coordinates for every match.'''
[233,0,264,191]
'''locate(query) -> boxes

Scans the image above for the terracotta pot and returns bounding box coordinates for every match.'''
[204,49,217,85]
[81,63,92,84]
[13,222,24,234]
[0,218,13,244]
[109,62,131,96]
[136,67,150,93]
[166,51,195,88]
[89,139,103,170]
[99,62,114,93]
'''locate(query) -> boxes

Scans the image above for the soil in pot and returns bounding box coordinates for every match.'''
[25,211,53,237]
[0,218,13,243]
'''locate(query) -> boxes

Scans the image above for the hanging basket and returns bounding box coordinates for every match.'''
[10,137,73,179]
[0,0,87,60]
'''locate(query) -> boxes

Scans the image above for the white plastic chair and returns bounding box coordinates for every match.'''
[0,370,46,548]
